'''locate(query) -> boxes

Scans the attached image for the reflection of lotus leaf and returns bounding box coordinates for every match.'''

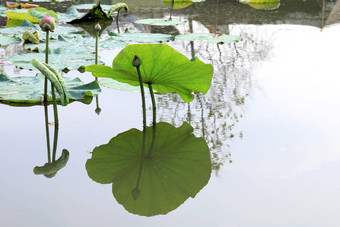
[33,149,69,177]
[86,44,213,103]
[86,122,211,216]
[0,73,100,105]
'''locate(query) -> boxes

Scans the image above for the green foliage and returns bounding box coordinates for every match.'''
[86,122,211,216]
[239,0,280,10]
[86,44,213,103]
[22,30,40,44]
[31,58,69,106]
[6,11,40,23]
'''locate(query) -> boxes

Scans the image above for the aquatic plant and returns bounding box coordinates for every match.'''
[107,3,128,33]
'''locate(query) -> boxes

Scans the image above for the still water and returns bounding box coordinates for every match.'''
[1,0,340,226]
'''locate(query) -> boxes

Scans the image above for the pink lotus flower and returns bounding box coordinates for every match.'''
[39,14,55,32]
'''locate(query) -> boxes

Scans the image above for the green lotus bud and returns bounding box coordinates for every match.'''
[94,22,101,32]
[39,14,56,32]
[132,55,142,67]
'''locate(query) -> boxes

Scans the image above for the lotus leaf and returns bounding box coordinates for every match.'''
[135,18,184,26]
[28,7,58,21]
[0,36,21,46]
[107,3,128,18]
[107,31,174,43]
[33,149,69,176]
[176,33,243,44]
[6,11,40,23]
[0,73,101,104]
[239,0,280,10]
[86,122,211,216]
[68,3,109,24]
[163,0,193,9]
[86,44,213,103]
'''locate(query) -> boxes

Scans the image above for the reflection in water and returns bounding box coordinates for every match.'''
[86,122,211,216]
[33,103,69,178]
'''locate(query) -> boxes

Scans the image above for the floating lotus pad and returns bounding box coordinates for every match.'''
[86,44,213,103]
[176,33,243,44]
[107,31,174,43]
[135,18,185,26]
[0,36,21,46]
[0,73,101,104]
[86,122,211,216]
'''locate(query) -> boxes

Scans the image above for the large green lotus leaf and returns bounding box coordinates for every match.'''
[28,7,58,21]
[176,33,243,44]
[107,31,174,43]
[135,18,184,26]
[33,149,69,176]
[0,73,101,104]
[6,11,40,23]
[86,44,213,103]
[0,36,21,46]
[86,122,211,216]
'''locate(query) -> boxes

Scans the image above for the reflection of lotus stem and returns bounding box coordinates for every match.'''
[51,85,59,127]
[116,10,121,34]
[44,103,51,163]
[169,0,174,20]
[147,83,156,156]
[43,30,49,104]
[136,66,146,128]
[95,31,99,82]
[52,115,59,161]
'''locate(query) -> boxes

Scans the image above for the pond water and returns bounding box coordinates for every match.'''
[1,0,340,226]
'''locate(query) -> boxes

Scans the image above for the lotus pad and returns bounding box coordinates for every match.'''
[107,31,174,43]
[0,36,21,46]
[176,33,243,44]
[135,18,185,26]
[86,122,211,216]
[86,44,213,103]
[0,73,101,104]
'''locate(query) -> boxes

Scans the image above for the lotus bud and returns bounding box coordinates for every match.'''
[39,14,55,32]
[94,22,101,32]
[132,55,142,67]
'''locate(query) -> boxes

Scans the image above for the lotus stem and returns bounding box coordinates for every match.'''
[43,30,49,104]
[95,31,99,82]
[169,0,174,20]
[51,85,59,127]
[116,10,121,34]
[44,103,51,163]
[136,66,146,129]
